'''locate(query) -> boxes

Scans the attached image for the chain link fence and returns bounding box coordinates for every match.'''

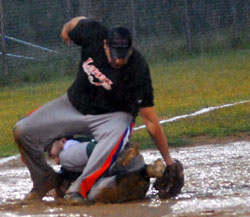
[0,0,250,85]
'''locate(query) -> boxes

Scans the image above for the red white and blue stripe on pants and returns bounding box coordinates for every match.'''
[79,122,134,198]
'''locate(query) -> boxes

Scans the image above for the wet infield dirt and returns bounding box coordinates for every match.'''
[0,141,250,217]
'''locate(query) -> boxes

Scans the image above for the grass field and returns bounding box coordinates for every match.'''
[0,49,250,157]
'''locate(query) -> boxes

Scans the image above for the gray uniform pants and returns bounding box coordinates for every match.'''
[13,94,133,196]
[59,140,146,201]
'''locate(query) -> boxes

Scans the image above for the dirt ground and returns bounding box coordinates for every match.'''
[0,135,250,217]
[181,132,250,147]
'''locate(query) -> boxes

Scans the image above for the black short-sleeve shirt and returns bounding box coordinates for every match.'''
[67,19,154,117]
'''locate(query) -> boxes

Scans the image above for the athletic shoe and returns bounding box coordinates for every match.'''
[64,192,87,204]
[24,188,44,200]
[55,179,71,198]
[25,173,62,200]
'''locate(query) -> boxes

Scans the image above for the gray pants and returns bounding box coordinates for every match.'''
[59,141,90,173]
[13,94,133,196]
[59,141,147,201]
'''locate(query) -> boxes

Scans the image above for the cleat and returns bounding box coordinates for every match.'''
[64,192,87,204]
[24,173,62,201]
[24,189,44,200]
[55,179,72,198]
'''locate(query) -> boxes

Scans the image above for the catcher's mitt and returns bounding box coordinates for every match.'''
[153,159,184,198]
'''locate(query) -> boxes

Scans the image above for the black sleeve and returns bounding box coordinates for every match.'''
[138,61,154,108]
[68,19,108,47]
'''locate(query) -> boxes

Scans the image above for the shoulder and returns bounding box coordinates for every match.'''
[128,48,150,77]
[76,19,107,35]
[130,49,149,68]
[64,139,80,150]
[69,19,108,46]
[120,48,152,90]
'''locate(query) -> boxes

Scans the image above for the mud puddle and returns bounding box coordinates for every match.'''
[0,141,250,217]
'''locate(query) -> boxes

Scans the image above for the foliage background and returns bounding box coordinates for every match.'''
[0,0,250,84]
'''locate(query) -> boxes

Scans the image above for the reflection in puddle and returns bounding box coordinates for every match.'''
[0,141,250,217]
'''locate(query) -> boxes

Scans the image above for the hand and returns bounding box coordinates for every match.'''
[164,156,175,166]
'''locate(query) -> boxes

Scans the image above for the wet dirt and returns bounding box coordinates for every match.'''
[0,141,250,217]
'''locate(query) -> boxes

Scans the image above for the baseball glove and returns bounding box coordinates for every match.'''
[153,159,184,198]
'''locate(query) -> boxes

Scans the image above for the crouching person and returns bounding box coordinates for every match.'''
[49,137,151,203]
[48,137,96,198]
[49,137,167,203]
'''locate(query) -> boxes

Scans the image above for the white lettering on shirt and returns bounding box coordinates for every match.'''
[82,58,113,90]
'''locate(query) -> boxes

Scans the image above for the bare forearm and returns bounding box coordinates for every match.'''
[146,121,173,165]
[139,107,174,165]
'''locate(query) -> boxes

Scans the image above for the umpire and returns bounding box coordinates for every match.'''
[13,16,181,201]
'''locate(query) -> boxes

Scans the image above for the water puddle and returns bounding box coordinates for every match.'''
[0,141,250,217]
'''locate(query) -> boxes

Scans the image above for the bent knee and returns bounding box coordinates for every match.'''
[13,124,22,143]
[13,123,28,144]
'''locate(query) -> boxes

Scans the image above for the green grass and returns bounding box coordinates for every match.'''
[132,103,250,148]
[133,49,250,147]
[0,78,72,157]
[1,49,250,157]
